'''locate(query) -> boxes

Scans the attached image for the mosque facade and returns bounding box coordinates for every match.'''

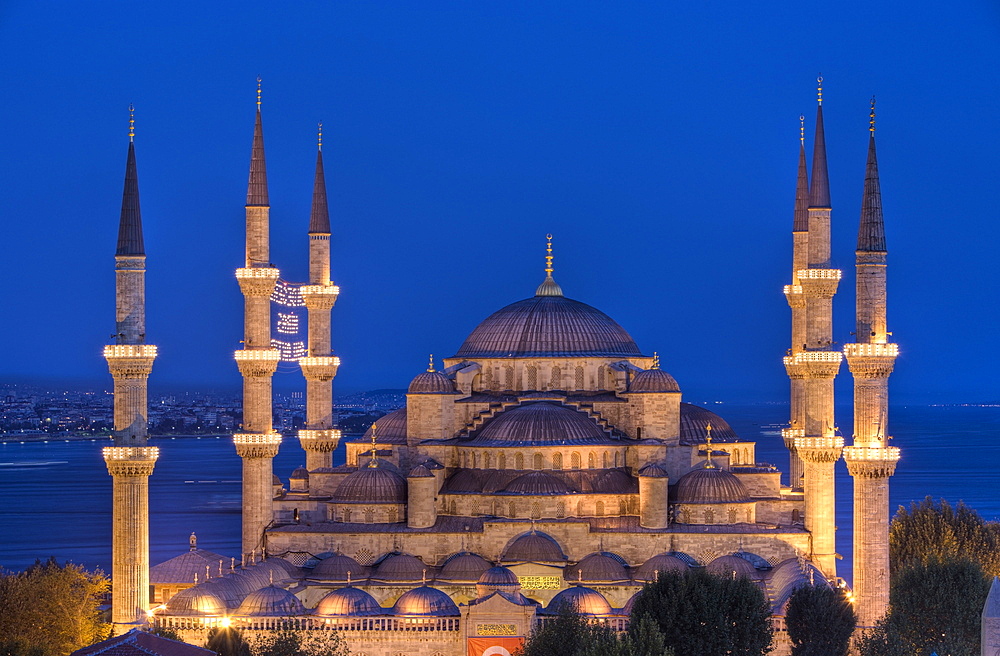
[106,81,898,655]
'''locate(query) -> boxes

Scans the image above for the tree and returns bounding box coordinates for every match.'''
[205,627,251,656]
[857,557,990,656]
[0,558,109,656]
[785,585,855,656]
[890,497,1000,577]
[630,568,771,656]
[248,621,350,656]
[516,605,672,656]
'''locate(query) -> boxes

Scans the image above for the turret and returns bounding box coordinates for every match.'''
[103,105,158,631]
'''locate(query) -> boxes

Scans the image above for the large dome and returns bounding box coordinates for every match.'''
[454,294,643,358]
[468,402,612,446]
[673,467,750,504]
[333,466,407,504]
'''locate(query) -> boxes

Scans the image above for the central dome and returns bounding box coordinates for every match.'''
[454,293,643,358]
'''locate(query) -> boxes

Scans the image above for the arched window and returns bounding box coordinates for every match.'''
[450,500,457,514]
[527,366,537,389]
[364,507,375,523]
[550,366,561,389]
[484,452,492,469]
[575,366,585,390]
[571,452,581,469]
[614,451,620,468]
[576,500,584,517]
[343,508,352,523]
[587,453,595,469]
[704,508,715,524]
[505,366,514,390]
[531,502,541,519]
[746,508,753,523]
[515,452,524,469]
[728,507,739,523]
[791,509,801,524]
[557,501,566,519]
[533,453,543,470]
[619,499,627,516]
[552,452,563,470]
[472,452,478,468]
[508,501,517,518]
[498,453,507,469]
[596,501,605,517]
[602,451,610,468]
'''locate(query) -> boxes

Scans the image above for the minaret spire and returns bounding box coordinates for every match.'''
[309,123,331,234]
[116,105,144,257]
[857,97,886,253]
[809,76,831,209]
[246,77,269,208]
[535,233,564,297]
[794,116,810,233]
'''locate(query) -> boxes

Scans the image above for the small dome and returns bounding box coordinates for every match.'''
[469,402,611,446]
[311,553,367,582]
[706,555,759,579]
[630,369,680,393]
[674,467,750,504]
[222,572,260,597]
[637,462,669,478]
[476,565,521,598]
[272,474,282,485]
[202,577,244,608]
[372,553,428,582]
[593,468,638,493]
[767,558,829,614]
[408,464,435,478]
[250,558,297,584]
[232,566,272,591]
[565,552,629,582]
[545,586,612,616]
[290,467,309,479]
[236,586,307,617]
[633,553,689,582]
[164,586,226,616]
[314,586,382,617]
[361,408,408,444]
[408,371,456,394]
[333,466,407,504]
[679,403,739,445]
[502,471,570,495]
[501,530,566,563]
[622,590,641,616]
[392,586,460,617]
[438,552,492,582]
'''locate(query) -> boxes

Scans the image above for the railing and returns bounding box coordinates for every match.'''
[104,344,158,358]
[103,446,159,460]
[843,343,898,357]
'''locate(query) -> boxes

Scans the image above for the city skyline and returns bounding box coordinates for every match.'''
[2,2,998,404]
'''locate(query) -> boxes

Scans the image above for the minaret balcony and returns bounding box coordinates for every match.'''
[299,356,341,381]
[104,344,157,377]
[783,351,842,378]
[299,429,342,452]
[781,428,804,446]
[103,446,159,476]
[794,436,844,463]
[844,343,898,358]
[301,284,340,310]
[844,445,900,477]
[844,343,898,378]
[236,267,280,297]
[233,432,282,458]
[797,269,841,298]
[783,285,806,309]
[234,349,281,377]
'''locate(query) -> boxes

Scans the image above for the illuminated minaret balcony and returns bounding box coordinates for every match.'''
[298,428,342,454]
[104,446,160,475]
[233,432,282,459]
[844,343,899,377]
[300,283,340,310]
[782,350,842,378]
[104,344,158,377]
[235,266,280,296]
[796,268,842,298]
[234,348,281,377]
[299,355,341,381]
[783,284,805,309]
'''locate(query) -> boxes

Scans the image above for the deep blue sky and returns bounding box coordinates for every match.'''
[2,1,998,403]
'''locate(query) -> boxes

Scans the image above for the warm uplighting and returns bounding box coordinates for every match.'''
[781,428,804,440]
[300,284,340,296]
[233,433,282,445]
[235,267,280,279]
[220,617,231,628]
[794,436,844,449]
[843,343,899,357]
[103,446,159,460]
[298,429,343,440]
[103,344,158,358]
[298,356,342,367]
[234,349,281,362]
[843,445,901,462]
[783,285,802,295]
[796,268,842,280]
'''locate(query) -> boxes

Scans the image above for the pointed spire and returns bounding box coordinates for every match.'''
[246,77,269,207]
[808,77,831,208]
[309,123,330,233]
[535,233,564,297]
[794,115,810,231]
[116,105,144,256]
[858,97,886,252]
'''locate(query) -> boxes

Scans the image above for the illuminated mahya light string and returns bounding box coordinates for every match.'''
[271,279,307,365]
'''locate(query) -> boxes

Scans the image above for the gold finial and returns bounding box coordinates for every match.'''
[128,104,135,143]
[318,121,323,151]
[869,95,876,134]
[545,233,554,278]
[817,76,823,105]
[368,423,379,467]
[206,565,211,580]
[347,570,352,586]
[427,354,435,373]
[422,569,427,586]
[799,115,805,143]
[651,352,660,370]
[704,423,714,468]
[256,76,262,108]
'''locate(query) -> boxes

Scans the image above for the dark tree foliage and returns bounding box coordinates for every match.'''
[205,627,252,656]
[249,620,350,656]
[890,497,1000,577]
[857,557,990,656]
[147,626,182,640]
[630,568,772,656]
[516,605,673,656]
[785,585,856,656]
[0,558,109,656]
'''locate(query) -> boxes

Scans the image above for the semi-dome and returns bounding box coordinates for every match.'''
[438,552,492,582]
[408,464,434,478]
[545,586,612,616]
[164,585,227,616]
[408,370,456,394]
[679,403,739,445]
[502,471,570,495]
[371,553,428,582]
[454,294,643,359]
[630,368,680,393]
[706,555,759,579]
[674,467,750,504]
[314,586,382,617]
[637,462,669,478]
[236,586,307,617]
[501,530,566,563]
[333,466,407,504]
[310,553,367,582]
[392,586,460,617]
[476,565,521,598]
[202,577,244,608]
[564,552,629,582]
[469,402,611,446]
[361,408,408,445]
[633,553,689,582]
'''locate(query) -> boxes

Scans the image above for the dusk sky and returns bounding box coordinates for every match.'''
[2,1,997,403]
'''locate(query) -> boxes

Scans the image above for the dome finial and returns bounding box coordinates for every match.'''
[703,423,715,469]
[535,233,564,296]
[651,352,660,370]
[427,354,435,373]
[869,95,876,134]
[128,103,135,143]
[368,423,379,468]
[346,570,352,586]
[422,568,427,586]
[817,75,823,105]
[256,76,262,109]
[190,532,197,551]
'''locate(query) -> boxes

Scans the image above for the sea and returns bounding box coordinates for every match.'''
[1,403,998,587]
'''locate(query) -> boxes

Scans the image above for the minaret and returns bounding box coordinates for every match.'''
[233,79,282,555]
[298,122,342,472]
[103,105,158,631]
[782,115,810,490]
[843,98,900,628]
[788,78,843,579]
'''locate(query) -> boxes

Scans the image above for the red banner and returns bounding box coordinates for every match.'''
[467,636,525,656]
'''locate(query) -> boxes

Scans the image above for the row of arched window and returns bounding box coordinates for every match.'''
[459,449,625,470]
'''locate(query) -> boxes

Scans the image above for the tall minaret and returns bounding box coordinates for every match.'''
[233,79,282,555]
[789,78,843,579]
[103,105,158,631]
[298,123,342,473]
[782,115,810,490]
[843,98,900,628]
